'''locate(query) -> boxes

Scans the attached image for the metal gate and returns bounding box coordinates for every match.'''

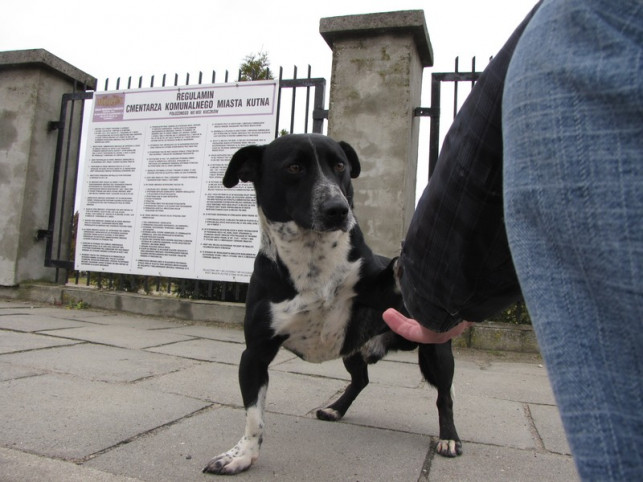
[44,59,482,303]
[39,89,93,280]
[44,67,327,302]
[416,57,483,179]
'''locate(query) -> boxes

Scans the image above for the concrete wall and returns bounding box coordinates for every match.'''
[0,283,245,326]
[320,11,433,258]
[0,49,96,286]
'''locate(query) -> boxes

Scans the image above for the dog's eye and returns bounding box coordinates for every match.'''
[286,164,302,174]
[334,162,346,173]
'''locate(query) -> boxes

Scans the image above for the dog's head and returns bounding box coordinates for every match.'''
[223,134,361,232]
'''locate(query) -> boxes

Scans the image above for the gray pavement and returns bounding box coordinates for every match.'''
[0,298,578,481]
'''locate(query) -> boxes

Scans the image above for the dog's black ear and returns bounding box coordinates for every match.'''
[223,145,265,188]
[339,141,361,179]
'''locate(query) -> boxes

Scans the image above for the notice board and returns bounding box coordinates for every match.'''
[75,80,277,282]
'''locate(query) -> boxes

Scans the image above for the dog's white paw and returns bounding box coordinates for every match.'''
[203,438,259,475]
[436,439,463,458]
[316,407,342,421]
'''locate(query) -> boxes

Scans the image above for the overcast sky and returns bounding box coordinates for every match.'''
[2,0,537,87]
[1,0,538,199]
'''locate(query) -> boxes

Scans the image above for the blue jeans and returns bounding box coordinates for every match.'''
[503,0,643,480]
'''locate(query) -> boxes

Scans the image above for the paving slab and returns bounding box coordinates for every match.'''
[0,313,90,332]
[71,313,185,329]
[0,300,38,309]
[48,310,117,321]
[135,362,239,404]
[259,369,351,416]
[144,337,245,363]
[0,343,198,382]
[0,360,43,381]
[529,403,571,455]
[428,441,578,482]
[0,330,81,354]
[327,382,536,451]
[271,355,351,380]
[274,355,425,389]
[162,323,245,343]
[334,382,437,435]
[454,394,535,449]
[145,338,296,366]
[135,361,348,416]
[0,298,579,481]
[455,358,556,405]
[40,324,196,349]
[86,405,430,482]
[0,374,210,461]
[0,447,140,482]
[0,301,113,320]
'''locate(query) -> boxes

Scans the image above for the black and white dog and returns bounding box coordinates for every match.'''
[203,134,461,475]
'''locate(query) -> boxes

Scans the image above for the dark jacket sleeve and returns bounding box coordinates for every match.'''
[397,2,542,332]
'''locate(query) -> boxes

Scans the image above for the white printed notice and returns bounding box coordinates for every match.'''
[75,80,277,282]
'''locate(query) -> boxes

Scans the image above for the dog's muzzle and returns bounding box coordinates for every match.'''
[312,180,355,232]
[319,198,350,230]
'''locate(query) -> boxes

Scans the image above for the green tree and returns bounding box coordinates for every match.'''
[492,299,532,325]
[239,51,273,81]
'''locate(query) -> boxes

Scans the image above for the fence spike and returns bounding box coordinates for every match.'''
[290,66,298,133]
[471,57,476,87]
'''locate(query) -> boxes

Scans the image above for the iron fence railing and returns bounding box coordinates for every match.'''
[415,57,484,179]
[45,67,328,303]
[46,57,492,305]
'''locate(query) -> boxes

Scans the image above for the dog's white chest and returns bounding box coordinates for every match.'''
[265,221,361,363]
[271,286,357,362]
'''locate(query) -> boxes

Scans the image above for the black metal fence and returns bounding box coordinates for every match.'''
[47,58,492,305]
[46,66,327,303]
[40,87,92,276]
[415,57,483,180]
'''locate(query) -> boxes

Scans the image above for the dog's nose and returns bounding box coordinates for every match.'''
[322,199,349,224]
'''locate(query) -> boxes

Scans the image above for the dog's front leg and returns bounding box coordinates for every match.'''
[418,342,462,457]
[203,341,280,475]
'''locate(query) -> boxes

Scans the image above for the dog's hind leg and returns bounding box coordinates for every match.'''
[418,341,462,457]
[316,331,414,422]
[203,340,280,475]
[316,351,369,421]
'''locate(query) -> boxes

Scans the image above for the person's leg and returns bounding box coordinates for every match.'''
[503,0,642,479]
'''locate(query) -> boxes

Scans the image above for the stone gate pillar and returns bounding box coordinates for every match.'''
[0,49,96,286]
[320,11,433,258]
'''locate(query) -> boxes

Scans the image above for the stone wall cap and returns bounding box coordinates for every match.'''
[320,10,433,67]
[0,49,97,90]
